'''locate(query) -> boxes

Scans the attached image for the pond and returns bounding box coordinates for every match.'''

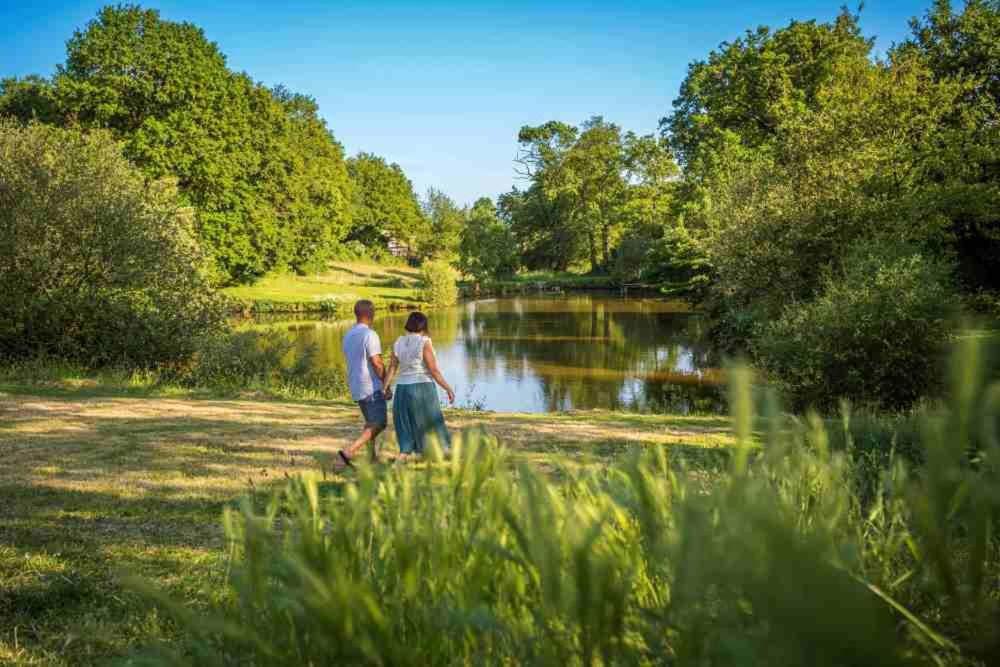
[270,294,724,413]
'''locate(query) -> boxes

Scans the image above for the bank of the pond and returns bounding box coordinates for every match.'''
[223,262,652,314]
[223,261,428,315]
[0,388,732,664]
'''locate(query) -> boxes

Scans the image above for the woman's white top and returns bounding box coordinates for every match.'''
[393,333,435,385]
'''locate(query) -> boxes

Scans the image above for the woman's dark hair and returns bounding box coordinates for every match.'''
[404,311,429,334]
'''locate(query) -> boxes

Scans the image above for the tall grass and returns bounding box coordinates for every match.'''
[0,330,348,400]
[138,341,999,666]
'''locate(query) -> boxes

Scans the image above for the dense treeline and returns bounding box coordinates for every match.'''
[470,1,1000,410]
[0,5,454,284]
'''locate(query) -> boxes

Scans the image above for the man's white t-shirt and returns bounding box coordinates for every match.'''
[342,323,382,400]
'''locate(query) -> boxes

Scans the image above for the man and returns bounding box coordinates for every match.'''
[338,299,387,468]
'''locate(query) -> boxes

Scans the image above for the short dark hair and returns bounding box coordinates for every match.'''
[354,299,375,320]
[404,311,429,334]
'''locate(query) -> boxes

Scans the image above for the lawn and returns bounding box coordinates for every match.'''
[0,388,733,665]
[222,261,424,307]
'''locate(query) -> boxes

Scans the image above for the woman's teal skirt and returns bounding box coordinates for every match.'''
[393,382,451,454]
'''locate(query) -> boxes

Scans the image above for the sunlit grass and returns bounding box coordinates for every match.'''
[223,261,423,305]
[0,387,733,663]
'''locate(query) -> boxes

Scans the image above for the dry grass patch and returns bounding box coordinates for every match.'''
[0,391,731,664]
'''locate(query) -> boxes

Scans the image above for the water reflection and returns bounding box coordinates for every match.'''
[267,295,724,413]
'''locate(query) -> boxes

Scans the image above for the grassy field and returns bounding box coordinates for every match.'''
[223,261,425,310]
[0,386,732,665]
[222,262,630,313]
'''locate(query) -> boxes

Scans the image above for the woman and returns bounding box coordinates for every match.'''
[384,311,455,460]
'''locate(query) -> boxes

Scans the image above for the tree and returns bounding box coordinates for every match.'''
[0,76,60,124]
[420,188,464,260]
[663,9,872,167]
[459,197,519,283]
[0,121,226,366]
[897,0,1000,291]
[3,5,355,283]
[500,185,581,271]
[347,153,429,256]
[512,118,671,273]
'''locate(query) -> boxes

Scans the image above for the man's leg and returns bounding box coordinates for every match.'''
[345,422,384,459]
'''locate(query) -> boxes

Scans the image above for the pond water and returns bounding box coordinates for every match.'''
[271,294,724,413]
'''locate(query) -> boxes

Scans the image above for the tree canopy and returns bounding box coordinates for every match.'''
[346,152,429,257]
[1,5,356,284]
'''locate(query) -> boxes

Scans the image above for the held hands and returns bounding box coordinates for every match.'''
[383,387,393,401]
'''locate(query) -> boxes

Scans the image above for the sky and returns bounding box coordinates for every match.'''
[3,0,931,205]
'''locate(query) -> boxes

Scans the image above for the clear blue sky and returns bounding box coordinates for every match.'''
[3,0,931,205]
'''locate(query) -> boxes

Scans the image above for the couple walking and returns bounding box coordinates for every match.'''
[337,299,454,468]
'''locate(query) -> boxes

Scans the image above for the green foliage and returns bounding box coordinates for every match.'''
[174,329,347,398]
[458,197,519,283]
[664,9,871,166]
[660,1,1000,408]
[898,0,1000,292]
[347,152,430,257]
[419,260,459,306]
[0,121,226,367]
[2,5,355,283]
[420,187,464,261]
[641,224,712,298]
[140,342,1000,666]
[510,117,677,273]
[756,243,959,411]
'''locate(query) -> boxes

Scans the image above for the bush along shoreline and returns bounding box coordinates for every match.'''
[228,295,428,317]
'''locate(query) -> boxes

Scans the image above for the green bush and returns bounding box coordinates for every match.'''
[419,260,459,306]
[608,236,649,284]
[755,244,958,411]
[0,121,226,367]
[138,342,999,666]
[175,329,347,398]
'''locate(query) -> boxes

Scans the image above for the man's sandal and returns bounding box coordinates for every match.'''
[338,450,355,469]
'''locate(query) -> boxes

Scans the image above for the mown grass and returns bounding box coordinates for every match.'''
[0,387,733,665]
[222,261,424,307]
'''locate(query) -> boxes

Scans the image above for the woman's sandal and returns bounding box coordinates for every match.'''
[338,450,355,469]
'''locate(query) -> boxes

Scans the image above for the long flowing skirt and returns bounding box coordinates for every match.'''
[393,382,451,454]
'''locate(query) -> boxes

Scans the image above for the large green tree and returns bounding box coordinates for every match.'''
[458,197,519,282]
[346,152,429,256]
[1,5,354,283]
[512,118,675,273]
[663,9,871,167]
[420,188,464,260]
[897,0,1000,291]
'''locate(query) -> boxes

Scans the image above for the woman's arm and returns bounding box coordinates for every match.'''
[422,340,455,404]
[382,355,399,400]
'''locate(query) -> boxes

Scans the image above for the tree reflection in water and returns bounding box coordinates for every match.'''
[268,294,724,413]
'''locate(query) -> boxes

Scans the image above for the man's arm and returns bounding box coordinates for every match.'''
[369,353,386,382]
[366,332,386,383]
[382,355,398,400]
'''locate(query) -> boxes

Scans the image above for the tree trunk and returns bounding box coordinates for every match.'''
[588,231,598,272]
[601,224,610,271]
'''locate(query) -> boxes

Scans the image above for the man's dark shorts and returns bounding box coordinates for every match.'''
[357,390,388,427]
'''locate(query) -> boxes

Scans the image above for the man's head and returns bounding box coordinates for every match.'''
[354,299,375,324]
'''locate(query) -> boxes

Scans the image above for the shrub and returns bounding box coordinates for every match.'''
[176,329,347,398]
[419,260,459,306]
[138,342,1000,665]
[608,236,649,284]
[755,243,958,411]
[0,121,226,367]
